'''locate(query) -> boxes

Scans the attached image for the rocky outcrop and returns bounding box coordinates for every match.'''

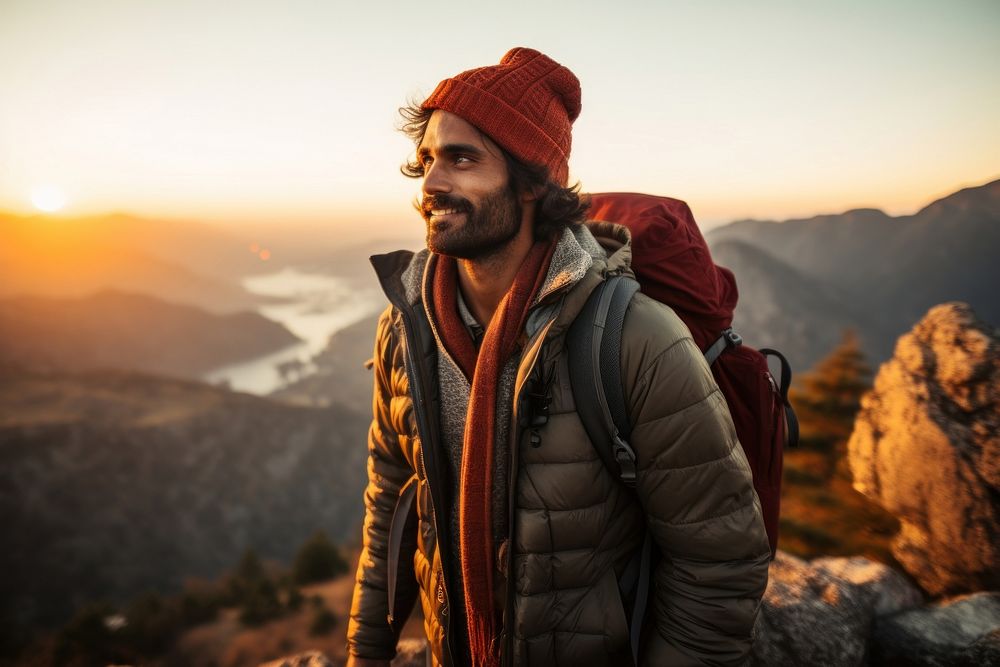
[261,640,426,667]
[392,638,428,666]
[260,651,335,667]
[752,551,922,666]
[872,592,1000,665]
[847,302,1000,596]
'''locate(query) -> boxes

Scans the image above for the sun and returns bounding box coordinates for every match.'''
[30,185,67,213]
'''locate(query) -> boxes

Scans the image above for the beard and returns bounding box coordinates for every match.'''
[422,185,522,261]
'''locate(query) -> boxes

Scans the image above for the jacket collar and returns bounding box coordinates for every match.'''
[371,220,633,314]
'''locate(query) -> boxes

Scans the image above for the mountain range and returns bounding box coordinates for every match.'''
[0,364,370,631]
[0,210,417,313]
[706,178,1000,367]
[278,179,1000,409]
[2,177,996,640]
[0,290,300,379]
[0,211,270,313]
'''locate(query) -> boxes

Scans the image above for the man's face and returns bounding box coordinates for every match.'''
[417,110,525,260]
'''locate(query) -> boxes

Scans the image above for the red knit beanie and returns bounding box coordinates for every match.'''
[422,47,582,186]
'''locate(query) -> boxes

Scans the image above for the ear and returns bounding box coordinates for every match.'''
[520,184,543,205]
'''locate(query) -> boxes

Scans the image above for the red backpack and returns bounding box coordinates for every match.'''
[564,192,798,662]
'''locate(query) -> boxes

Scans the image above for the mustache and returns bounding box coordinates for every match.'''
[419,194,473,218]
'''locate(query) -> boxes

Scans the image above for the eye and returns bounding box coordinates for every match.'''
[420,154,434,168]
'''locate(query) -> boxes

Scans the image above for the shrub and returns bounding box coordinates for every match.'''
[179,581,222,626]
[122,591,183,655]
[309,604,337,636]
[286,586,304,611]
[293,531,348,585]
[53,601,125,666]
[222,549,268,606]
[238,577,283,626]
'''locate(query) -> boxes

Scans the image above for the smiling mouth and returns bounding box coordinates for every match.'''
[427,208,465,223]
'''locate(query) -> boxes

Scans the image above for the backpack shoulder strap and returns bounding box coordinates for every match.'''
[566,274,640,485]
[566,274,648,666]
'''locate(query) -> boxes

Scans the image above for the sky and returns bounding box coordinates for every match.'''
[1,0,998,237]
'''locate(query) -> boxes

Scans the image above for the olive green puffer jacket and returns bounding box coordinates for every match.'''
[347,222,770,666]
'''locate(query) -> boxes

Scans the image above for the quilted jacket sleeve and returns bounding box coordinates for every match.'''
[347,306,416,660]
[620,295,771,666]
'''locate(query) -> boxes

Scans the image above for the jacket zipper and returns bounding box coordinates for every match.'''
[501,316,558,666]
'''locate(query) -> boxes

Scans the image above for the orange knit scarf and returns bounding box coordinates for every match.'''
[430,238,556,667]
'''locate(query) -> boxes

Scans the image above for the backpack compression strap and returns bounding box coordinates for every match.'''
[760,348,800,448]
[706,332,801,449]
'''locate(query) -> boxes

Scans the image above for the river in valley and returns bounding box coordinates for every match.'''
[203,267,382,394]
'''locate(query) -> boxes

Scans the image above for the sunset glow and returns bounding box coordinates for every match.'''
[1,1,997,235]
[30,186,67,213]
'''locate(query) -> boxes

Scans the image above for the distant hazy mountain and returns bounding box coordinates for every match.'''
[264,179,1000,387]
[0,365,369,628]
[0,212,271,313]
[278,232,422,283]
[707,178,1000,366]
[0,290,300,378]
[710,240,870,369]
[0,210,421,314]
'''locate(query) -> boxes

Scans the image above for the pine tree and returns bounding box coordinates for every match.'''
[789,329,872,478]
[780,331,897,561]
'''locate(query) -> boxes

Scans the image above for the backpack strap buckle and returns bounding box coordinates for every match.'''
[612,433,637,487]
[704,327,744,366]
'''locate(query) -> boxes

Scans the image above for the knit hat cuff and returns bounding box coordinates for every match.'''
[424,77,570,186]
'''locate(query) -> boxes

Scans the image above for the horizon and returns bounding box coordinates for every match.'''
[2,174,996,239]
[2,1,998,236]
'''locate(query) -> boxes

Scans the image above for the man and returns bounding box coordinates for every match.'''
[347,48,770,667]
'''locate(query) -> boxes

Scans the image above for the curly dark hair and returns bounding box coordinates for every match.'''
[398,102,590,242]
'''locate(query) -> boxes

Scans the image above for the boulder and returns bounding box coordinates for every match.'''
[847,302,1000,596]
[752,551,922,666]
[872,591,1000,665]
[258,640,426,667]
[259,651,334,667]
[392,638,428,666]
[959,628,1000,665]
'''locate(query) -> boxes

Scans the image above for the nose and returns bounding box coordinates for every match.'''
[422,159,451,196]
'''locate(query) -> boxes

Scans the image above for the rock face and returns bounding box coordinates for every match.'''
[873,592,1000,665]
[847,302,1000,596]
[752,551,922,666]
